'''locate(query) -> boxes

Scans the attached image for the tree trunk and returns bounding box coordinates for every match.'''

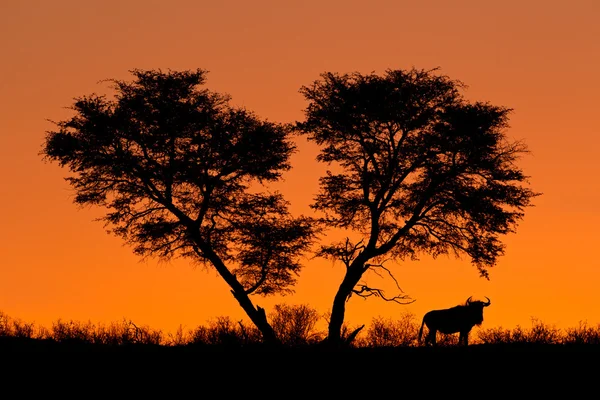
[230,289,279,345]
[198,241,281,346]
[327,265,365,347]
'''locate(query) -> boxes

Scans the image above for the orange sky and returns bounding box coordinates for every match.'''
[1,0,599,336]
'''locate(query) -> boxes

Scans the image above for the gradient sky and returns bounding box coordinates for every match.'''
[1,0,599,336]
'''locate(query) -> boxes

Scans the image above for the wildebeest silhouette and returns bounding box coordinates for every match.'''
[418,296,491,346]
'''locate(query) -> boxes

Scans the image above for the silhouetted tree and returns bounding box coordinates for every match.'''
[296,67,540,346]
[42,69,318,345]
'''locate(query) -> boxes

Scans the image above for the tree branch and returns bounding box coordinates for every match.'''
[349,262,415,304]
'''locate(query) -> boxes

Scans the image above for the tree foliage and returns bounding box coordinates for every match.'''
[296,67,540,344]
[42,69,318,343]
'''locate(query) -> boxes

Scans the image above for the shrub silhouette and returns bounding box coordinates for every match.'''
[268,304,324,346]
[0,311,38,339]
[51,319,96,344]
[2,309,600,350]
[477,317,562,345]
[563,321,600,345]
[362,313,419,347]
[186,316,261,347]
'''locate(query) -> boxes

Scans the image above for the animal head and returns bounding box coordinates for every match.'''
[465,296,491,309]
[463,296,491,325]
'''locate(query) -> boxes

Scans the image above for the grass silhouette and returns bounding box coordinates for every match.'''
[2,306,600,352]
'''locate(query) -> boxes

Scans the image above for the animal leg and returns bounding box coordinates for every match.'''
[426,330,436,346]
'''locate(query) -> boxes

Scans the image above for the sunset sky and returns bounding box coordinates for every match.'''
[1,0,599,337]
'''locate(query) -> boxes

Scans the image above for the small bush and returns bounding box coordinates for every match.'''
[477,326,514,344]
[478,317,563,345]
[51,319,96,344]
[269,304,325,346]
[363,312,419,347]
[187,316,261,346]
[563,321,600,345]
[12,318,38,339]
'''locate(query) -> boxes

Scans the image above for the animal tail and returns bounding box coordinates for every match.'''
[418,318,425,345]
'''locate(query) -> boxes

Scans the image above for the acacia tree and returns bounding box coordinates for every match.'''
[42,69,317,345]
[296,68,540,346]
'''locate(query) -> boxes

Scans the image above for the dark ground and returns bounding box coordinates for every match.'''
[2,337,598,395]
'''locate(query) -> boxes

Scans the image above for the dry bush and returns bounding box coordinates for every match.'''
[165,324,188,346]
[563,321,600,345]
[477,326,514,344]
[0,311,46,339]
[88,319,164,346]
[269,303,325,346]
[478,325,530,344]
[89,319,134,345]
[11,318,38,339]
[187,316,259,346]
[0,311,13,337]
[363,312,419,347]
[478,318,562,345]
[527,317,562,344]
[51,319,96,343]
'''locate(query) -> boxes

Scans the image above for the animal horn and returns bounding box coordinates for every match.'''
[484,297,491,306]
[466,296,473,304]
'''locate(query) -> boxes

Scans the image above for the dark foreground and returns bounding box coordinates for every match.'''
[3,337,598,394]
[3,335,599,353]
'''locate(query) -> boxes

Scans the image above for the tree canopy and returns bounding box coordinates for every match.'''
[42,69,318,344]
[296,67,540,345]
